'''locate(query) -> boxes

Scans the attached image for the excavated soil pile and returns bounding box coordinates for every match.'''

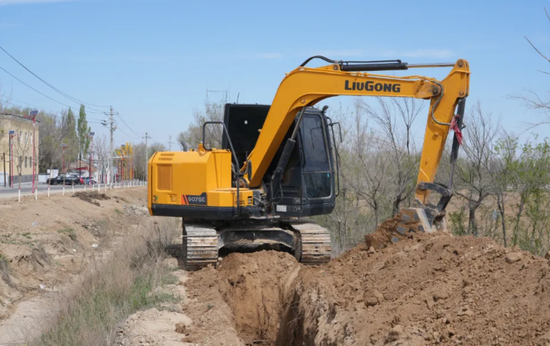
[185,217,550,346]
[291,233,550,345]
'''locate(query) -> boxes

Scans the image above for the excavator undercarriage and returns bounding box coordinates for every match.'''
[182,221,331,270]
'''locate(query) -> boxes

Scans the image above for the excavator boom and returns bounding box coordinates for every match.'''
[244,58,470,205]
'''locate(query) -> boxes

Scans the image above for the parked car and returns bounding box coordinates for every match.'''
[82,177,97,185]
[47,174,83,185]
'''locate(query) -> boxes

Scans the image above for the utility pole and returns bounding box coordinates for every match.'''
[88,132,95,186]
[103,106,117,187]
[168,135,173,151]
[25,110,38,193]
[109,107,113,186]
[206,88,230,103]
[143,132,151,181]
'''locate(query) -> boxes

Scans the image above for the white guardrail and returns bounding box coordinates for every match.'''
[11,180,147,202]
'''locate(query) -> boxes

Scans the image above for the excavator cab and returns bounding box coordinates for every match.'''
[221,104,338,219]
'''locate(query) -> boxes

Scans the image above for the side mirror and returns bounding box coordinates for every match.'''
[329,122,343,143]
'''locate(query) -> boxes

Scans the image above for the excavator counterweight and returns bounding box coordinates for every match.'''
[148,56,470,270]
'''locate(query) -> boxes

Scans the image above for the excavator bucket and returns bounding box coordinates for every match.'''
[392,182,452,242]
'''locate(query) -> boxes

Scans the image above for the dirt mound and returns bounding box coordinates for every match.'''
[291,232,550,345]
[73,191,111,206]
[364,215,404,250]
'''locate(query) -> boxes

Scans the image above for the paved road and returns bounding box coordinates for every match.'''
[0,181,145,199]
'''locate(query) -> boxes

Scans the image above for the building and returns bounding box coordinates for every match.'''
[0,114,40,186]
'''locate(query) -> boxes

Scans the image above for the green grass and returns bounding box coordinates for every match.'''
[34,221,178,346]
[21,232,32,239]
[1,234,21,245]
[0,252,8,268]
[114,208,122,215]
[58,228,77,241]
[161,273,179,285]
[0,252,12,286]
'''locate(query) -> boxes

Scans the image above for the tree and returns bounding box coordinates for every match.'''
[61,108,79,165]
[12,129,32,188]
[344,99,391,229]
[93,134,109,183]
[177,99,224,150]
[358,97,421,215]
[519,8,550,129]
[509,138,550,252]
[77,104,91,159]
[0,85,10,143]
[38,112,63,172]
[453,102,500,236]
[133,142,167,180]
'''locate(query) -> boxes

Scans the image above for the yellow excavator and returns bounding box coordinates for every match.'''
[148,56,470,270]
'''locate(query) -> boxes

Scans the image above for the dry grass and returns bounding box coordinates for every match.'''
[33,218,179,346]
[0,251,11,287]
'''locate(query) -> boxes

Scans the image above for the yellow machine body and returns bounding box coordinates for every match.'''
[148,146,253,216]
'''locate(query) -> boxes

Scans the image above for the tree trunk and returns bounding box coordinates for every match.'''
[497,195,507,247]
[468,207,478,236]
[373,201,379,229]
[513,196,526,247]
[392,193,402,216]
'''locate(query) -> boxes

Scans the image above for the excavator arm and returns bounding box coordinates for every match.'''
[243,58,470,208]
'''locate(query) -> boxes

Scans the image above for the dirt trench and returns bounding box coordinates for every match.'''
[183,217,550,346]
[187,251,301,345]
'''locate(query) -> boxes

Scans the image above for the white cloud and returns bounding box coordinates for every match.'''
[0,0,76,5]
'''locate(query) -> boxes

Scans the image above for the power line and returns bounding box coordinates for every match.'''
[0,65,73,108]
[4,97,61,114]
[0,44,110,109]
[116,113,142,136]
[117,126,140,140]
[0,66,105,118]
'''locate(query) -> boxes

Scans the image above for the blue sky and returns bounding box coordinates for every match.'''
[0,0,548,148]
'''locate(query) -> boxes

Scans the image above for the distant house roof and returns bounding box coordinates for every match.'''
[68,159,97,172]
[0,113,40,124]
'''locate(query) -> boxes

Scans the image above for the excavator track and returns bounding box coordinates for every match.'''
[182,221,332,271]
[182,223,218,271]
[290,223,332,265]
